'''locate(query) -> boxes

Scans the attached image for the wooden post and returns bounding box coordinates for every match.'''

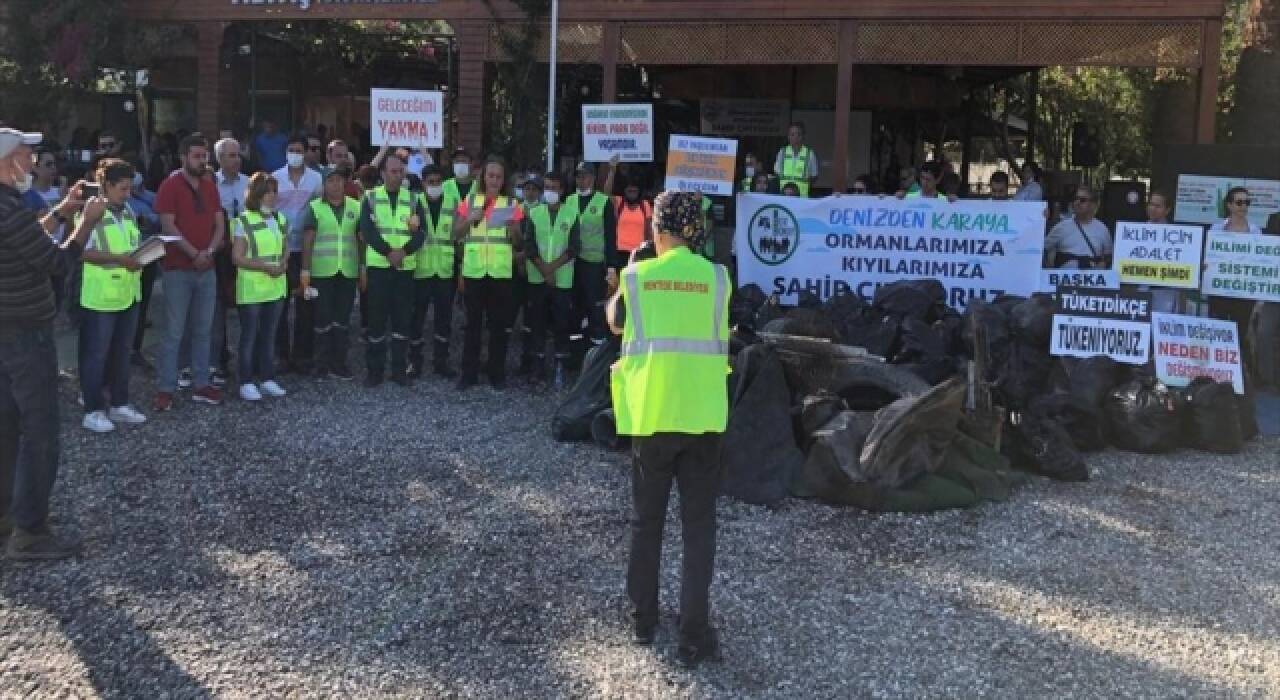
[602,22,620,104]
[1026,68,1039,162]
[831,20,855,193]
[1195,19,1222,145]
[454,20,488,156]
[195,22,227,138]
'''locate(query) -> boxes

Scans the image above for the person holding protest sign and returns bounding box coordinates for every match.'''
[1043,185,1112,269]
[1209,187,1269,387]
[1141,191,1183,314]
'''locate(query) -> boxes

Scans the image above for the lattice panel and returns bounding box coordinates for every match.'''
[1021,22,1201,68]
[618,23,838,65]
[853,23,1021,66]
[486,23,603,63]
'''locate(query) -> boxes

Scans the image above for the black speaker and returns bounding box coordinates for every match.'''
[1071,122,1102,168]
[1101,180,1146,229]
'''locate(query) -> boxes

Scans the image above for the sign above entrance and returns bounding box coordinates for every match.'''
[370,88,443,150]
[699,99,789,138]
[231,0,438,8]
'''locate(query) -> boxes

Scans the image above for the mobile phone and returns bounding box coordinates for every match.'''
[82,183,100,198]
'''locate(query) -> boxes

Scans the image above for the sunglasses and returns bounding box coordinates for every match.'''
[1231,198,1251,206]
[1075,196,1096,203]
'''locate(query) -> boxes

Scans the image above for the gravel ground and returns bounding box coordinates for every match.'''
[2,321,1280,698]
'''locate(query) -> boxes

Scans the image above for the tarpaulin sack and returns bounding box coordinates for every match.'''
[1002,412,1089,481]
[858,379,967,488]
[794,391,847,450]
[1178,378,1244,454]
[790,411,876,502]
[552,339,619,442]
[1104,377,1182,454]
[720,344,803,506]
[872,279,945,322]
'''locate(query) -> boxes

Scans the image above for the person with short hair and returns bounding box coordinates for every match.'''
[153,134,226,410]
[272,135,323,374]
[607,189,731,669]
[903,162,947,200]
[75,159,147,433]
[232,172,290,401]
[1013,160,1044,201]
[1209,187,1267,386]
[775,122,817,197]
[443,148,477,210]
[408,165,459,379]
[523,172,580,387]
[253,119,288,174]
[567,162,618,345]
[850,175,873,195]
[25,148,62,217]
[988,171,1011,200]
[1142,190,1181,314]
[302,166,362,380]
[1043,185,1112,269]
[305,134,324,173]
[781,182,801,197]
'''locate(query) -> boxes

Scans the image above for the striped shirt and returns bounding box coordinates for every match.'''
[0,184,82,325]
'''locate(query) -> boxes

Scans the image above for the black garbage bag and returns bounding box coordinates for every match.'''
[1009,294,1056,348]
[590,409,630,451]
[793,391,847,449]
[1052,356,1121,411]
[796,290,823,309]
[824,293,867,345]
[790,411,876,502]
[1104,377,1182,454]
[936,313,967,358]
[1179,378,1245,454]
[762,307,839,340]
[1029,392,1107,452]
[552,339,618,442]
[996,341,1055,412]
[873,279,944,321]
[729,327,762,358]
[1002,411,1089,481]
[840,313,901,358]
[892,318,957,384]
[1239,389,1259,441]
[731,284,768,328]
[720,344,804,506]
[755,294,786,329]
[961,298,1011,370]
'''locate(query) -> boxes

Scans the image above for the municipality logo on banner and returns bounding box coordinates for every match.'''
[745,204,801,266]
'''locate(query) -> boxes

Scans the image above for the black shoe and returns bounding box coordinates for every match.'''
[5,526,76,561]
[329,364,354,381]
[676,629,720,670]
[407,363,424,380]
[130,351,153,371]
[433,363,457,379]
[295,360,314,376]
[314,365,330,379]
[633,622,657,646]
[0,516,11,539]
[456,374,477,390]
[489,375,506,390]
[391,372,412,387]
[518,357,534,376]
[364,374,384,388]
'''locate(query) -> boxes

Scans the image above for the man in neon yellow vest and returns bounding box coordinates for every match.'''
[774,121,817,197]
[301,166,361,380]
[606,189,730,670]
[408,165,459,379]
[567,162,618,345]
[442,147,477,212]
[355,154,427,387]
[521,173,580,387]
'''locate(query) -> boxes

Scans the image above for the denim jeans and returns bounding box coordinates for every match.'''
[238,300,283,384]
[158,268,217,392]
[0,322,62,531]
[78,304,141,412]
[179,293,227,373]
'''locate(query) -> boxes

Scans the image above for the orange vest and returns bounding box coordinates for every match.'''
[614,197,651,253]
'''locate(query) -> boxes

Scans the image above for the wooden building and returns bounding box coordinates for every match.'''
[125,0,1225,191]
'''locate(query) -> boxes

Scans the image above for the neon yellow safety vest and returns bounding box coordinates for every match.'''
[442,177,476,213]
[80,206,142,312]
[235,210,288,305]
[779,146,812,197]
[526,203,574,289]
[308,197,359,279]
[365,186,416,271]
[611,247,731,436]
[414,197,456,280]
[460,194,515,279]
[569,191,609,264]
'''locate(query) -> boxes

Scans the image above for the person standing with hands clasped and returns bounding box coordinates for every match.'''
[232,173,290,402]
[607,190,731,669]
[523,173,579,387]
[567,162,618,346]
[75,159,147,432]
[359,153,427,387]
[408,166,459,379]
[452,158,524,390]
[301,166,361,380]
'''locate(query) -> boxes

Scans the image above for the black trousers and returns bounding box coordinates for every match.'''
[132,260,160,354]
[312,274,357,372]
[526,282,572,364]
[409,276,456,370]
[365,267,415,377]
[1210,297,1256,386]
[0,322,61,531]
[573,260,607,342]
[276,251,315,368]
[626,432,722,646]
[461,276,514,381]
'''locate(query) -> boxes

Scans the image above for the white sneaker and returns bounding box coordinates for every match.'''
[107,405,147,425]
[82,411,115,433]
[178,367,193,390]
[260,380,287,398]
[239,383,262,402]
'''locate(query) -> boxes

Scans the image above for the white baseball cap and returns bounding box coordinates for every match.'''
[0,128,42,160]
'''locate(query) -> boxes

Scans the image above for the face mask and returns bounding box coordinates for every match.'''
[453,163,470,178]
[745,167,755,178]
[514,187,524,201]
[577,188,592,197]
[260,205,274,216]
[287,153,305,169]
[13,171,32,194]
[132,173,144,189]
[426,185,444,199]
[543,191,560,206]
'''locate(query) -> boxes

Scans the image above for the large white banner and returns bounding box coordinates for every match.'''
[370,88,443,149]
[581,104,653,162]
[734,194,1046,309]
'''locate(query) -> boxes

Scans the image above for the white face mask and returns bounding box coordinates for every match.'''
[453,163,470,178]
[132,173,144,189]
[13,169,32,193]
[514,187,524,201]
[745,167,756,178]
[286,153,305,169]
[261,206,274,216]
[577,188,592,197]
[543,191,560,206]
[426,185,444,199]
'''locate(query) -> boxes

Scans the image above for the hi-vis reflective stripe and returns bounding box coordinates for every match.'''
[620,263,729,358]
[465,233,508,243]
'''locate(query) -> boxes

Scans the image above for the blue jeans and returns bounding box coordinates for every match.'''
[0,322,61,530]
[78,304,141,413]
[238,300,283,384]
[158,268,217,392]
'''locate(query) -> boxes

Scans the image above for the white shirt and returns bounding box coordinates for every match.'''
[272,166,323,252]
[1012,181,1043,201]
[1044,216,1113,267]
[1209,219,1263,234]
[216,170,248,221]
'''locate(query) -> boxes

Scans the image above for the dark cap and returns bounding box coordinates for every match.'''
[523,175,544,191]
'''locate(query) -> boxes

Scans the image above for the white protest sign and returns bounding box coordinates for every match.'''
[734,193,1045,309]
[1201,231,1280,302]
[582,104,653,162]
[371,88,443,149]
[665,134,738,196]
[1050,287,1152,365]
[1151,313,1244,394]
[1039,268,1119,293]
[1175,174,1280,228]
[1112,221,1203,290]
